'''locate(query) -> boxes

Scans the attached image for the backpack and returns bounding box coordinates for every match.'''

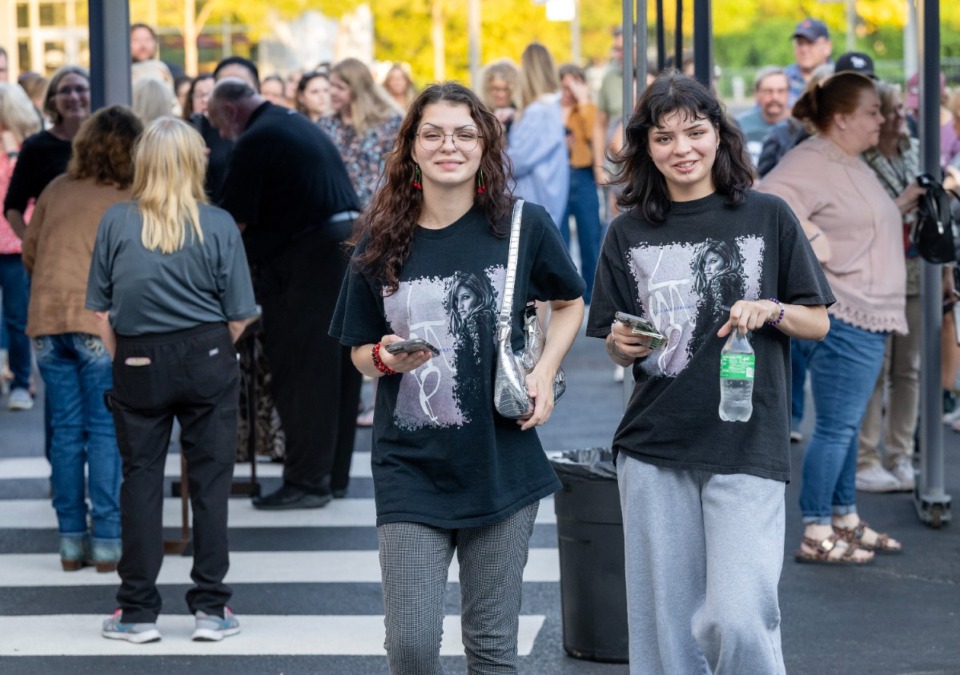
[912,172,960,264]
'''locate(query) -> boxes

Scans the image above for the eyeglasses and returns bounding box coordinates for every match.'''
[417,128,482,152]
[56,85,90,97]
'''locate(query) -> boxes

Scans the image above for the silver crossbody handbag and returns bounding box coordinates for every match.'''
[493,200,566,419]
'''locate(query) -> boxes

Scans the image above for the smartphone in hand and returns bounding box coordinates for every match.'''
[614,311,667,349]
[385,338,440,356]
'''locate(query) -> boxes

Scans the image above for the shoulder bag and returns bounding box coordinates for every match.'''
[493,199,566,419]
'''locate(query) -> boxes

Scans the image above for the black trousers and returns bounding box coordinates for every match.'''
[110,323,239,623]
[257,226,362,494]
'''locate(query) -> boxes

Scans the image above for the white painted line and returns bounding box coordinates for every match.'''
[0,614,545,656]
[0,453,374,480]
[0,549,560,587]
[0,497,557,529]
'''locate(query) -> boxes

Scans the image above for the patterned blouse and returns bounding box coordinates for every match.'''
[0,154,23,255]
[318,114,403,209]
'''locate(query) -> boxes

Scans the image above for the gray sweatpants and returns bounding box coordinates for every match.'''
[378,502,539,675]
[617,454,786,675]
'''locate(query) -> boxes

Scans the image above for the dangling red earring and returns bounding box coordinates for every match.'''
[413,164,422,191]
[476,168,487,195]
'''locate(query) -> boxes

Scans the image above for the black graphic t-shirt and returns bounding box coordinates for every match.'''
[331,202,585,527]
[587,191,834,482]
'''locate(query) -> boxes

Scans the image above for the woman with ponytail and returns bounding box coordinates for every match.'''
[87,117,258,643]
[760,72,910,564]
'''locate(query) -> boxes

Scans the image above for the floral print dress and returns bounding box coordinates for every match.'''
[318,114,403,208]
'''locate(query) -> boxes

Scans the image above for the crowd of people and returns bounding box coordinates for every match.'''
[0,14,959,673]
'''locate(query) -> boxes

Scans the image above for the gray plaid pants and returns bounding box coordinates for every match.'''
[378,501,539,674]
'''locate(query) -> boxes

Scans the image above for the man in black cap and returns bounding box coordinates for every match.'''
[785,18,832,104]
[834,51,876,79]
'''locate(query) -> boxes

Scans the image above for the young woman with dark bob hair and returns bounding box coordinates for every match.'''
[330,81,584,673]
[587,72,833,673]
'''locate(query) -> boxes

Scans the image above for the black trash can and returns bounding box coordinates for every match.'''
[550,448,629,663]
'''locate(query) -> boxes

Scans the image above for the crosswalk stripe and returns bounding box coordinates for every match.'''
[0,614,546,656]
[0,549,561,587]
[0,497,558,529]
[0,453,374,480]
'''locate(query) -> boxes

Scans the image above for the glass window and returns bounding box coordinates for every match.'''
[18,40,30,70]
[16,4,28,26]
[43,41,66,72]
[39,2,67,27]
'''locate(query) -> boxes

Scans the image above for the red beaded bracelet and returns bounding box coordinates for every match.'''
[766,298,785,327]
[372,343,398,376]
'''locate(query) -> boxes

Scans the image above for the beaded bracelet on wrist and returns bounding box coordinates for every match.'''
[766,298,785,327]
[372,342,398,376]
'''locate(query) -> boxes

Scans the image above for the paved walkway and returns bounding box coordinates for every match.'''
[1,325,958,673]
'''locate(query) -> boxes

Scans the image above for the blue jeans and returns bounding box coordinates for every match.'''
[35,333,121,540]
[559,167,602,305]
[799,318,887,524]
[790,339,816,426]
[0,254,32,391]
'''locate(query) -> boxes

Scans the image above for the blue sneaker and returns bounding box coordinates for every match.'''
[192,608,240,641]
[101,609,161,643]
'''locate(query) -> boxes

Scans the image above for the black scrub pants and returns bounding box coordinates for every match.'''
[257,224,363,495]
[110,323,239,623]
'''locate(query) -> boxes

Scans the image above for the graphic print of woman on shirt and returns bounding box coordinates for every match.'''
[689,238,746,353]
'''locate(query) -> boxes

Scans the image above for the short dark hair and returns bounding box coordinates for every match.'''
[613,72,754,223]
[213,56,260,91]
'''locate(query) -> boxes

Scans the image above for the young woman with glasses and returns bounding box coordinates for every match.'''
[330,82,584,673]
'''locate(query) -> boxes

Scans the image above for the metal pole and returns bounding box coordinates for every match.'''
[636,0,647,100]
[674,0,682,71]
[87,0,131,110]
[845,0,856,52]
[915,0,952,527]
[468,0,480,90]
[904,0,918,79]
[655,0,665,71]
[622,0,634,133]
[571,0,581,65]
[692,0,711,89]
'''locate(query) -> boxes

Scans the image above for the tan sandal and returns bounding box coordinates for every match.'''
[833,520,902,554]
[794,534,873,565]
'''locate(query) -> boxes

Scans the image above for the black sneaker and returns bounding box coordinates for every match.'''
[252,483,332,510]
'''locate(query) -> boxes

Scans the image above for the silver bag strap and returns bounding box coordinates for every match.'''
[498,199,525,328]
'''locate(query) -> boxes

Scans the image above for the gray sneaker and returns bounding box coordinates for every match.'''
[192,608,240,641]
[101,610,161,643]
[8,388,33,411]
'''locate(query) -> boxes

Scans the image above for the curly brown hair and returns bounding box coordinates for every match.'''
[67,105,143,188]
[350,81,514,294]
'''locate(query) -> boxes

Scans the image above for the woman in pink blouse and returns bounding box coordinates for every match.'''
[760,72,911,565]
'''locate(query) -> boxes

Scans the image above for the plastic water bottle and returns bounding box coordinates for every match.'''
[719,330,754,422]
